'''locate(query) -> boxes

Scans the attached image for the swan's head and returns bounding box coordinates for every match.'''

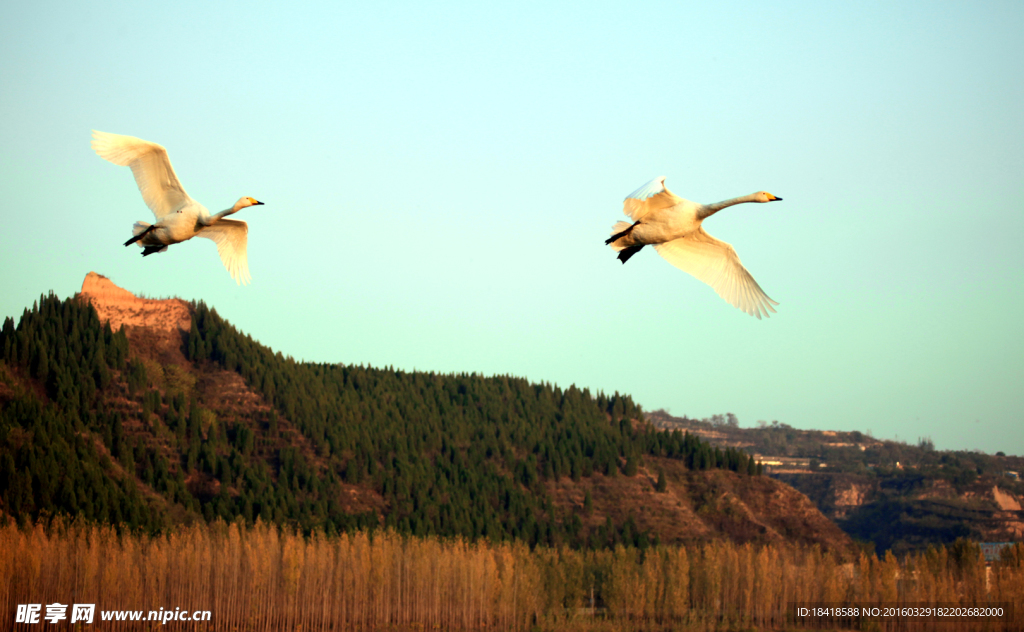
[233,196,265,211]
[755,191,782,203]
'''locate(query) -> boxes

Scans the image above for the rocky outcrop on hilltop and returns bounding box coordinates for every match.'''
[77,272,191,333]
[77,272,192,364]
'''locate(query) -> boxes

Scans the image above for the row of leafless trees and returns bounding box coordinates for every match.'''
[1,519,1020,631]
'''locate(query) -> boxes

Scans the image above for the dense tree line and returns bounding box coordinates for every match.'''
[186,301,758,545]
[0,293,759,548]
[6,521,1021,632]
[0,294,161,530]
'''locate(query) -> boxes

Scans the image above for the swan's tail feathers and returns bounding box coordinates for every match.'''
[141,245,168,257]
[124,222,155,247]
[617,245,645,264]
[608,221,644,263]
[606,221,635,249]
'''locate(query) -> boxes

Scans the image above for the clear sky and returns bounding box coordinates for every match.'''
[1,0,1021,454]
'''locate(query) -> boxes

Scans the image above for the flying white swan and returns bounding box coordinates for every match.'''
[606,176,781,319]
[91,130,263,285]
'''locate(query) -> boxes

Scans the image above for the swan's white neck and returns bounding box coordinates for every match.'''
[697,193,762,220]
[209,206,240,222]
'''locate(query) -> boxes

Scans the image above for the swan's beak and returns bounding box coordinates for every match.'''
[254,201,264,205]
[769,195,782,202]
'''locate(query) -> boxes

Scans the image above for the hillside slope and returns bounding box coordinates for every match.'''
[0,273,853,554]
[648,409,1024,554]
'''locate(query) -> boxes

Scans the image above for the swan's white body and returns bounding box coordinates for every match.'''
[607,176,781,319]
[91,130,263,285]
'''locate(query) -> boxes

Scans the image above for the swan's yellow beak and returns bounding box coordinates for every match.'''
[768,194,782,202]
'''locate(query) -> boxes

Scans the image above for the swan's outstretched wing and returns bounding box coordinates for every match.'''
[91,130,192,219]
[198,219,251,285]
[654,228,778,319]
[623,176,685,221]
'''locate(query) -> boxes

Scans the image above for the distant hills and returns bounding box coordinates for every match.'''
[0,273,853,553]
[647,410,1024,554]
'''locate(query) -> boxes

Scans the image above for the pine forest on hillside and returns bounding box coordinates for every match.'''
[0,292,760,547]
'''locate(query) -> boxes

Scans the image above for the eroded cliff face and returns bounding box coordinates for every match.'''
[832,482,869,519]
[78,272,191,333]
[992,486,1022,511]
[991,486,1024,539]
[77,272,193,365]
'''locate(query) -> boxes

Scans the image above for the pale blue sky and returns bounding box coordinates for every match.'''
[1,0,1022,454]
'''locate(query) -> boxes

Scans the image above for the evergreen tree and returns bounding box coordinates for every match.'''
[655,468,667,492]
[624,454,638,476]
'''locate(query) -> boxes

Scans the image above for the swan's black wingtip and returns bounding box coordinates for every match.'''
[617,245,644,264]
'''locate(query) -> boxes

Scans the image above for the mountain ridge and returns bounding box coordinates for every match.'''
[0,272,854,555]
